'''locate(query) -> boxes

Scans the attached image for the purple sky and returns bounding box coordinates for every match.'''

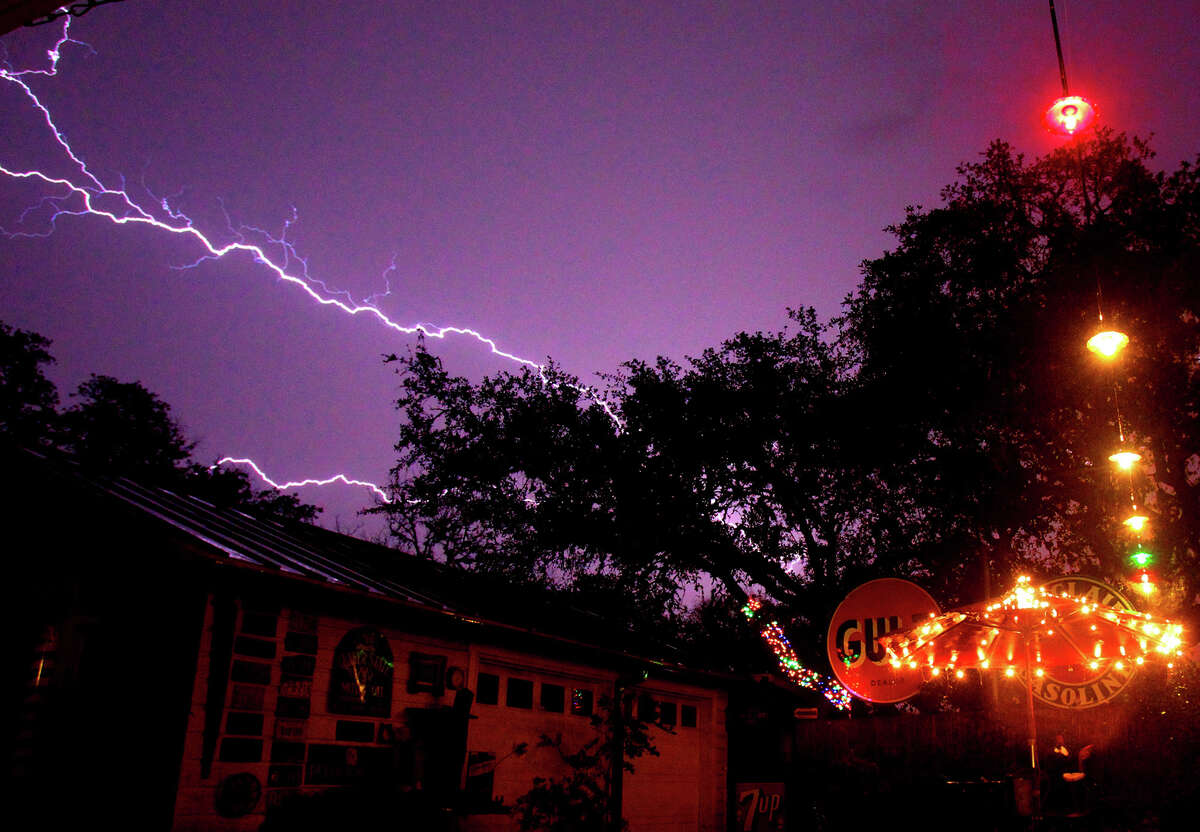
[2,1,1197,534]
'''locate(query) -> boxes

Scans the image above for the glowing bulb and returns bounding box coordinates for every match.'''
[1130,549,1154,567]
[1035,668,1044,677]
[1124,515,1149,533]
[1086,330,1129,358]
[955,669,964,679]
[1005,667,1015,678]
[1109,451,1141,470]
[1045,95,1097,136]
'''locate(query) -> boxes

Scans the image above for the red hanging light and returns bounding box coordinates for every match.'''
[1045,95,1096,136]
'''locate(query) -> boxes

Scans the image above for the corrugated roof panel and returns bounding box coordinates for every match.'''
[99,476,448,607]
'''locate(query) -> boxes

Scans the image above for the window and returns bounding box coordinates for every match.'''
[638,693,656,721]
[506,677,534,709]
[571,688,593,716]
[476,672,500,705]
[680,704,697,728]
[658,701,677,726]
[540,683,565,712]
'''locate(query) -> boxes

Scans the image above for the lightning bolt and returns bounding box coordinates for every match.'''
[3,19,622,504]
[1,21,543,367]
[212,457,391,504]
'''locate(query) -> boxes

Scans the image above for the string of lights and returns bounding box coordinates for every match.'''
[883,575,1184,680]
[742,598,853,711]
[1040,0,1155,599]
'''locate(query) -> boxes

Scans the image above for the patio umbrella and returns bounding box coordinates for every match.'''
[879,576,1185,816]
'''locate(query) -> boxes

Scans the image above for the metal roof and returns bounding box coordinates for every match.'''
[9,446,703,673]
[98,473,454,610]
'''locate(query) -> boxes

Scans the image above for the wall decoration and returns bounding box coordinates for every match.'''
[284,632,319,655]
[407,652,447,696]
[234,636,277,659]
[279,678,312,699]
[305,744,393,785]
[329,628,394,716]
[230,660,272,686]
[287,611,318,635]
[280,655,315,678]
[268,765,303,788]
[275,697,311,719]
[335,720,377,743]
[230,684,266,711]
[225,712,264,736]
[269,741,306,764]
[275,719,306,740]
[218,737,263,763]
[214,772,262,818]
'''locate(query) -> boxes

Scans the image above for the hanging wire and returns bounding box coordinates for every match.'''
[1050,1,1143,548]
[1047,1,1070,95]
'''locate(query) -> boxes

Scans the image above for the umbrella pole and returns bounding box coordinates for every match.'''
[1023,634,1041,821]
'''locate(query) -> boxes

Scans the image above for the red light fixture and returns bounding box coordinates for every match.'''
[1045,95,1096,136]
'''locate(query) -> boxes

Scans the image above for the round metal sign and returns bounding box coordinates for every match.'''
[1030,576,1139,709]
[826,578,940,703]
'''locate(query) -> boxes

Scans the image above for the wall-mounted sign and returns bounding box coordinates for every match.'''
[230,684,266,711]
[735,782,785,832]
[279,678,312,699]
[329,628,394,716]
[826,578,940,703]
[305,744,393,785]
[1031,576,1138,709]
[407,652,447,696]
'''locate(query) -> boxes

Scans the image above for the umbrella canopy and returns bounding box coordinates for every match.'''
[881,576,1185,679]
[878,575,1185,820]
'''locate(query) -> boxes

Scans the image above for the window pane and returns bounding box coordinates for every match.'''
[658,701,677,726]
[541,683,565,712]
[680,704,697,728]
[476,672,500,705]
[507,677,534,709]
[638,693,656,721]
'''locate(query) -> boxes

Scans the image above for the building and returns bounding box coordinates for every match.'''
[3,448,730,830]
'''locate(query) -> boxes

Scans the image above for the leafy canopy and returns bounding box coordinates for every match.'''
[382,131,1200,631]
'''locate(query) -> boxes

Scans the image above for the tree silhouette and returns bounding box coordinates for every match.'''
[383,131,1200,633]
[0,322,59,447]
[842,130,1200,614]
[0,324,320,524]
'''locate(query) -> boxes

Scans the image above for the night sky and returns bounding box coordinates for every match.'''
[2,1,1197,533]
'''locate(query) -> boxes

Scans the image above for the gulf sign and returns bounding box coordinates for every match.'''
[1031,576,1139,709]
[826,578,940,703]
